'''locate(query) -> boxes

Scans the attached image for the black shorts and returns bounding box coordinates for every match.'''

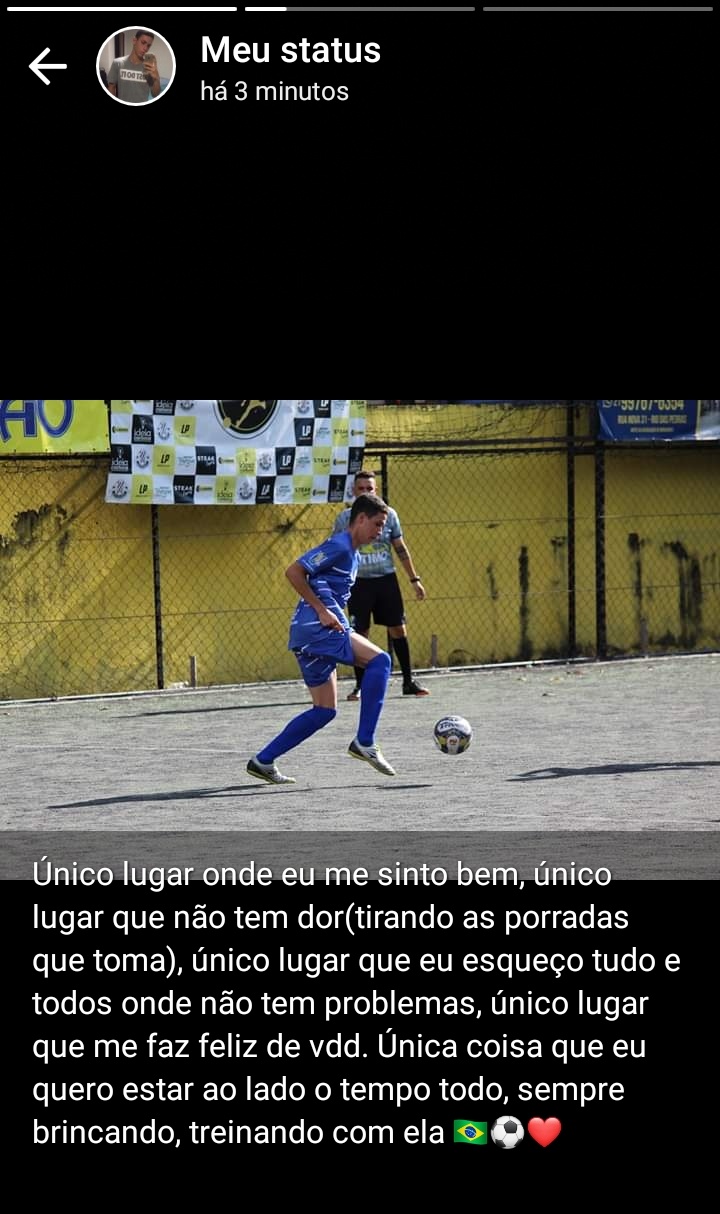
[348,573,405,631]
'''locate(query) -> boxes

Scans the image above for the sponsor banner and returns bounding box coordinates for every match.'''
[598,400,720,442]
[1,400,109,453]
[105,400,367,505]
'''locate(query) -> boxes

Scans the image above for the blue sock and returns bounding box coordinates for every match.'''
[257,706,336,763]
[357,652,391,746]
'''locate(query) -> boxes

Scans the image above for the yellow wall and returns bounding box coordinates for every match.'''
[156,502,339,687]
[601,446,720,653]
[375,450,572,666]
[1,460,156,697]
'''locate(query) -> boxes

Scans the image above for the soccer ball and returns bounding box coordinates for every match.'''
[433,715,472,755]
[490,1116,524,1149]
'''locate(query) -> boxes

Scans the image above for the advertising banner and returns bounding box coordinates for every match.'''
[105,400,367,505]
[0,400,109,454]
[598,400,720,442]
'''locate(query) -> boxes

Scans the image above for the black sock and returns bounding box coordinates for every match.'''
[386,631,394,668]
[354,665,364,688]
[392,635,412,683]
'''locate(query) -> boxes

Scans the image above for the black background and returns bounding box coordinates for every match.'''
[4,3,712,295]
[5,5,480,275]
[5,8,476,166]
[7,873,712,1185]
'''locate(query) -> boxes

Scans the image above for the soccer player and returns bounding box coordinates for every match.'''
[333,469,428,701]
[247,493,396,785]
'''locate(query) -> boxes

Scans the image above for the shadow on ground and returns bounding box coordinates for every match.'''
[509,760,720,781]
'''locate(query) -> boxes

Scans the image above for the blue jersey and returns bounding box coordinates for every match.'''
[288,530,358,652]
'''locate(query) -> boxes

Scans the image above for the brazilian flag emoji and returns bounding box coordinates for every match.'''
[454,1120,487,1144]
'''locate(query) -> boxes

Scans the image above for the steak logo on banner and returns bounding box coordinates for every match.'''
[196,446,217,475]
[214,400,279,437]
[173,476,195,504]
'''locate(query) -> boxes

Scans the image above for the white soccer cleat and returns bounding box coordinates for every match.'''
[347,738,396,777]
[246,756,296,785]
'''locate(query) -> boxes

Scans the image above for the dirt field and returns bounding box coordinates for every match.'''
[2,654,718,879]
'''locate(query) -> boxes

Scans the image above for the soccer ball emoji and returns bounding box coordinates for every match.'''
[490,1116,524,1149]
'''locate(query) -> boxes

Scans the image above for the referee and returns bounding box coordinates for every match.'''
[333,469,429,700]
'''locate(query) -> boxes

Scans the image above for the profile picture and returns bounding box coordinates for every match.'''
[98,27,175,105]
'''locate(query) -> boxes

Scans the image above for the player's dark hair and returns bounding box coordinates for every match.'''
[135,30,154,39]
[353,470,376,483]
[350,493,388,523]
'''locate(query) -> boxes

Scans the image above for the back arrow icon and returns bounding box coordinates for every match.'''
[30,48,67,85]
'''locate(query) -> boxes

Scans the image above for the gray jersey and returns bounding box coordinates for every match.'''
[108,56,153,103]
[333,506,402,578]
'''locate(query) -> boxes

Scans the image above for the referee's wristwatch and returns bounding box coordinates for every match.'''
[410,576,422,583]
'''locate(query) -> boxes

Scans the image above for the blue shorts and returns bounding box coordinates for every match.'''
[290,620,356,687]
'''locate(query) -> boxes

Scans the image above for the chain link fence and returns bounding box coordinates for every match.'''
[373,447,576,667]
[0,458,156,698]
[370,441,719,668]
[2,417,718,700]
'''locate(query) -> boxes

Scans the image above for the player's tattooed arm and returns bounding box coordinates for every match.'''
[392,538,425,595]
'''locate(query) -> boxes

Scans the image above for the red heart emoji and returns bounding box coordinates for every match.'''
[527,1117,562,1147]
